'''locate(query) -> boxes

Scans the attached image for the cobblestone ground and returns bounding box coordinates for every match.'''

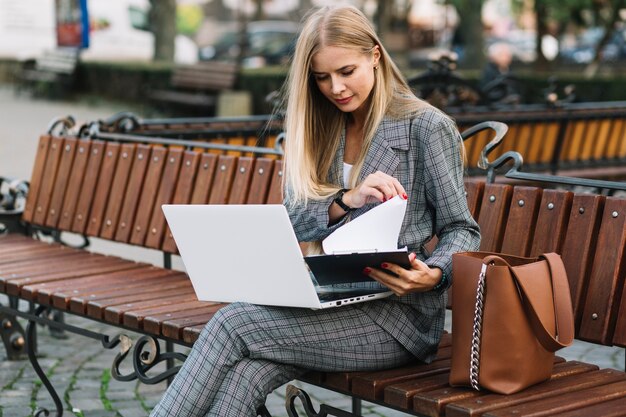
[1,298,624,417]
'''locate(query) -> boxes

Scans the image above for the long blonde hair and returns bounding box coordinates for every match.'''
[282,5,434,206]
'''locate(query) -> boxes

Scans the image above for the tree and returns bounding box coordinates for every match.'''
[149,0,177,62]
[450,0,485,69]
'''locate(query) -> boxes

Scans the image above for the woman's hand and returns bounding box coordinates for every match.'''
[344,171,406,209]
[364,253,443,296]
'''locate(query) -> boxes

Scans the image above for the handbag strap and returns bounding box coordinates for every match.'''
[504,253,575,351]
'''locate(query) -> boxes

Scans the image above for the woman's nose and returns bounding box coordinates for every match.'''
[331,77,345,95]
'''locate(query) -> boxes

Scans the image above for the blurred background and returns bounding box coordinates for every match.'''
[0,0,625,116]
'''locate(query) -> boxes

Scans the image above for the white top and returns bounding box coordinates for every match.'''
[343,162,353,187]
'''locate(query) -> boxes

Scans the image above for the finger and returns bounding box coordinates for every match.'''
[365,267,404,294]
[410,258,429,271]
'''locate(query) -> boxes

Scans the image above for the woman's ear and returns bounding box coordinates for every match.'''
[372,45,381,68]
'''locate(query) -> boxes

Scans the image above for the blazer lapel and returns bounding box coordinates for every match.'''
[358,117,411,182]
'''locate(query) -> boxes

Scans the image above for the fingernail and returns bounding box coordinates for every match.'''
[381,263,389,268]
[382,197,387,202]
[363,267,371,275]
[402,193,408,200]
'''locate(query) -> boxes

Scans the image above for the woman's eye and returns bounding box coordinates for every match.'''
[342,69,355,77]
[314,74,328,81]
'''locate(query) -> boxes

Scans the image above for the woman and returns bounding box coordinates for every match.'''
[150,5,480,417]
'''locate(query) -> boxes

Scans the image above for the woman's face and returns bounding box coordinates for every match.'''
[310,45,380,115]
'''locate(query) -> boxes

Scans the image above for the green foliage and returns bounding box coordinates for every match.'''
[177,4,203,36]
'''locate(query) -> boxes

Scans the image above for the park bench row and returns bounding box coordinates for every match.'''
[0,118,624,417]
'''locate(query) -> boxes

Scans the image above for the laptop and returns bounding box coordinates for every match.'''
[161,204,395,309]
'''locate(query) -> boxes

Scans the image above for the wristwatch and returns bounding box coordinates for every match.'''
[333,189,354,212]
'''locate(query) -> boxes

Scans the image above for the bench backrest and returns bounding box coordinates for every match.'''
[171,61,239,91]
[466,181,626,348]
[21,133,626,349]
[22,135,284,254]
[455,104,626,173]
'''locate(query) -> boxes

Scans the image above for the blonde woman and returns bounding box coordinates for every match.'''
[150,5,480,417]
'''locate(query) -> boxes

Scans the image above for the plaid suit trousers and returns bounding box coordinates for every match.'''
[149,302,414,417]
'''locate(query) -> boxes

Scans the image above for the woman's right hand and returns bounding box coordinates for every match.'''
[344,171,406,209]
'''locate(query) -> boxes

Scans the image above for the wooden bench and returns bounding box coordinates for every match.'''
[148,61,240,116]
[452,101,626,180]
[1,121,625,417]
[16,48,80,97]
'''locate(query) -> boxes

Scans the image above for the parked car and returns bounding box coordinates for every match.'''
[199,20,299,68]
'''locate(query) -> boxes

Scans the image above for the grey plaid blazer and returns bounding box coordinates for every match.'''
[286,108,481,361]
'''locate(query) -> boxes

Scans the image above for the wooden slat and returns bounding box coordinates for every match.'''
[84,143,121,236]
[578,198,626,345]
[32,136,64,226]
[529,189,573,256]
[246,158,274,204]
[108,144,151,242]
[499,186,542,257]
[208,155,236,204]
[228,157,254,204]
[525,122,546,165]
[549,395,626,417]
[266,160,284,204]
[539,122,561,164]
[125,146,169,244]
[140,148,183,247]
[71,141,106,234]
[45,137,77,228]
[477,184,513,252]
[57,141,91,231]
[579,120,599,161]
[605,119,624,159]
[160,309,222,340]
[463,181,484,219]
[560,194,604,326]
[564,121,587,162]
[592,119,612,160]
[122,299,214,329]
[23,135,52,222]
[445,363,608,417]
[482,379,626,417]
[190,153,218,204]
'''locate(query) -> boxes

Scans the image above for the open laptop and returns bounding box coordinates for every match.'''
[161,204,395,309]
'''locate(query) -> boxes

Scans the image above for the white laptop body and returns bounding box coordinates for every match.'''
[162,204,393,309]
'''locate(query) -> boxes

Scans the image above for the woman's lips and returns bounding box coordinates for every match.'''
[335,96,353,105]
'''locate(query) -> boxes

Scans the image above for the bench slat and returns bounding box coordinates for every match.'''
[578,197,626,344]
[246,159,274,204]
[563,121,587,163]
[499,186,542,257]
[23,136,51,223]
[266,160,284,204]
[71,141,106,233]
[477,184,513,252]
[605,119,625,159]
[58,141,92,231]
[84,143,122,236]
[208,155,237,204]
[560,194,605,326]
[45,137,77,228]
[445,364,607,417]
[482,378,626,417]
[139,148,183,247]
[149,150,200,250]
[32,137,65,226]
[161,309,223,340]
[228,157,254,203]
[539,122,561,165]
[95,144,137,238]
[529,189,573,256]
[42,266,170,307]
[592,120,613,160]
[549,395,626,417]
[121,299,213,329]
[110,144,152,242]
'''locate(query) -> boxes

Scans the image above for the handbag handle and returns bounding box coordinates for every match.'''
[482,253,574,352]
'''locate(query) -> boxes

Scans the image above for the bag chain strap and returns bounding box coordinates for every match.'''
[470,263,488,391]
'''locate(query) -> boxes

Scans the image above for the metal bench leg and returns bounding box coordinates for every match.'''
[0,306,26,360]
[285,384,360,417]
[27,305,64,417]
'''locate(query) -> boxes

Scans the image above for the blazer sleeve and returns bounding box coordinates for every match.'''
[420,116,481,284]
[284,187,350,243]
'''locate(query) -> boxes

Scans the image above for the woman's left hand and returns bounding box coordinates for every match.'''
[364,253,443,296]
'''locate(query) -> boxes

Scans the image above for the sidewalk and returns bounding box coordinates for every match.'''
[0,85,624,416]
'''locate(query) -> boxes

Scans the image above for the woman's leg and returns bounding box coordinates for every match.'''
[207,358,303,417]
[150,302,414,417]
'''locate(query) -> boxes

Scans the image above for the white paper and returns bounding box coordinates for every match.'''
[322,195,407,254]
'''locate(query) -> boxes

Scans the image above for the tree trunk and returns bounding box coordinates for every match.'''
[534,0,549,71]
[454,0,484,70]
[150,0,177,63]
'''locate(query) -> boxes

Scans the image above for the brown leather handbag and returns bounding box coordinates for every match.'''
[449,252,574,394]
